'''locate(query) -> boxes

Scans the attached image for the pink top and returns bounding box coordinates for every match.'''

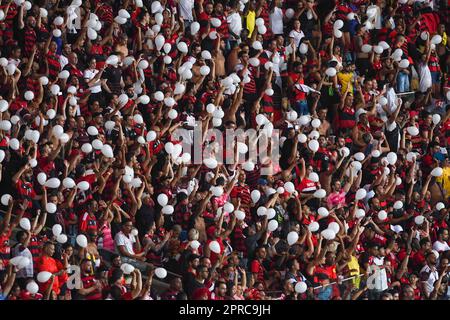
[99,222,114,251]
[327,190,346,208]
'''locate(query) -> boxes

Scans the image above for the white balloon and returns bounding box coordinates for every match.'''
[436,202,445,211]
[393,201,403,210]
[328,222,340,234]
[431,35,442,45]
[37,271,52,283]
[81,143,93,154]
[45,177,61,189]
[157,194,169,206]
[414,215,425,225]
[356,209,366,219]
[321,229,336,240]
[0,120,11,131]
[431,167,443,177]
[87,28,97,40]
[318,207,329,217]
[387,152,397,165]
[87,126,99,136]
[266,208,276,220]
[24,90,34,101]
[224,202,234,213]
[285,8,295,19]
[19,218,31,231]
[268,220,278,232]
[371,150,381,158]
[355,188,367,200]
[155,267,167,279]
[210,186,224,197]
[63,177,76,189]
[190,240,200,249]
[234,210,246,221]
[26,281,39,294]
[200,65,210,76]
[203,158,218,169]
[311,119,321,128]
[154,91,164,101]
[0,99,8,112]
[251,190,261,203]
[314,189,326,199]
[138,59,149,70]
[56,234,68,244]
[257,206,267,216]
[52,224,62,236]
[284,182,295,193]
[252,41,263,51]
[45,203,57,214]
[121,263,135,274]
[334,19,344,29]
[354,152,365,161]
[190,21,200,35]
[287,231,299,246]
[361,44,372,53]
[29,158,37,168]
[146,131,157,142]
[9,138,20,150]
[6,63,16,75]
[116,8,130,19]
[242,161,255,171]
[325,67,337,77]
[295,282,307,294]
[308,222,320,232]
[399,59,410,69]
[334,29,342,38]
[155,35,165,51]
[0,194,12,206]
[209,240,221,253]
[378,210,388,221]
[77,181,90,191]
[378,41,389,50]
[76,234,88,248]
[101,144,114,158]
[201,50,212,60]
[249,57,260,67]
[373,45,383,54]
[308,140,319,152]
[309,172,319,183]
[432,114,441,125]
[161,205,174,214]
[177,42,188,54]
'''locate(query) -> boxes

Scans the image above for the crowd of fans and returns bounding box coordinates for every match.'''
[0,0,449,300]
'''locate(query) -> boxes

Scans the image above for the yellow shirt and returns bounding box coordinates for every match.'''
[246,11,256,38]
[347,255,361,288]
[436,167,450,197]
[337,72,353,94]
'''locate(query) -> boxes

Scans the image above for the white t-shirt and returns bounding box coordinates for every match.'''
[179,0,195,21]
[433,240,450,252]
[270,7,284,35]
[227,12,242,38]
[372,257,388,291]
[84,69,102,93]
[420,264,439,296]
[289,29,305,49]
[419,63,432,93]
[115,231,136,255]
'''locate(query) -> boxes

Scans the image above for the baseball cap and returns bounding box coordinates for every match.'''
[355,108,368,120]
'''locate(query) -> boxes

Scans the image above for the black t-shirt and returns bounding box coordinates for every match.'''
[279,137,295,170]
[185,277,206,299]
